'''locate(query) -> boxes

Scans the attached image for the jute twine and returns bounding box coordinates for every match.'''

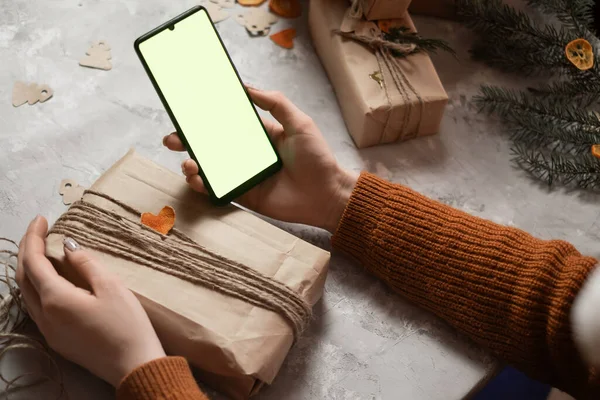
[333,16,425,143]
[0,238,67,400]
[48,190,312,338]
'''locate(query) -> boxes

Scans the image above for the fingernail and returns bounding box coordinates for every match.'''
[245,84,260,91]
[63,237,80,252]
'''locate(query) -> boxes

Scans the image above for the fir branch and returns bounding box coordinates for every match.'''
[528,79,600,107]
[526,0,595,36]
[469,40,569,75]
[474,85,600,130]
[456,0,577,74]
[505,109,600,154]
[456,0,572,45]
[383,27,456,58]
[512,144,600,189]
[461,0,600,191]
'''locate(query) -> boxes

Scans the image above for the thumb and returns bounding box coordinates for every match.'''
[63,237,117,294]
[247,87,311,133]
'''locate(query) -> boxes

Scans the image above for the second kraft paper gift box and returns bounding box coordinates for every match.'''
[45,149,330,400]
[309,0,448,148]
[358,0,412,21]
[409,0,458,20]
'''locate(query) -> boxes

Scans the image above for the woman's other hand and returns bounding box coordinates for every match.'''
[16,216,166,387]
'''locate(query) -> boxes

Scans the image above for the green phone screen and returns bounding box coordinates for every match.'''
[138,9,278,199]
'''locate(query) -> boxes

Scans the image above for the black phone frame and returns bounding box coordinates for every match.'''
[134,5,282,206]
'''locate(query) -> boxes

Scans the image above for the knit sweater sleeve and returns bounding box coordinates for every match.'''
[332,172,600,399]
[116,357,208,400]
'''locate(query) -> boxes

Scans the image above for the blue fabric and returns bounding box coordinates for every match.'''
[473,367,551,400]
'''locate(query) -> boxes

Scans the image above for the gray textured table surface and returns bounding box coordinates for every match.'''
[5,0,599,399]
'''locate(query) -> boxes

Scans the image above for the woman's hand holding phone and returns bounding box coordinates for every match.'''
[163,87,358,233]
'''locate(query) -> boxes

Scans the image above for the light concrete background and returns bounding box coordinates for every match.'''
[2,0,598,399]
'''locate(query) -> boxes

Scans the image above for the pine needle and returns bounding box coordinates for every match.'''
[526,0,595,35]
[384,27,456,58]
[512,144,600,188]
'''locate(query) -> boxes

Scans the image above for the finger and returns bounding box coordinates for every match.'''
[22,216,63,294]
[17,232,43,322]
[261,117,284,143]
[19,275,43,323]
[17,232,27,286]
[163,132,186,152]
[63,237,120,296]
[186,174,208,194]
[181,159,199,177]
[247,88,311,133]
[181,160,208,194]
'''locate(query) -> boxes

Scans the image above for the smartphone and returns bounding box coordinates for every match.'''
[134,6,281,205]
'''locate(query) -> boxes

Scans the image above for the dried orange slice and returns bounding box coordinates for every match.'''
[141,206,176,235]
[238,0,266,6]
[270,28,296,49]
[565,38,594,71]
[377,19,404,34]
[269,0,301,18]
[592,144,600,159]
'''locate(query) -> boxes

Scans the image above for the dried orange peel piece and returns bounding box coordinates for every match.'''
[377,19,404,34]
[592,144,600,159]
[270,28,296,49]
[141,206,176,235]
[269,0,301,18]
[565,38,594,71]
[238,0,267,6]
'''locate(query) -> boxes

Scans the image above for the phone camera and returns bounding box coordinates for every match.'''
[169,25,175,31]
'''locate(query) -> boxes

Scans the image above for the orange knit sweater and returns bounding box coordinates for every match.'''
[117,172,599,399]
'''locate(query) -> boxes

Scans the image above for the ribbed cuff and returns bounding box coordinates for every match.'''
[116,357,207,400]
[332,172,393,262]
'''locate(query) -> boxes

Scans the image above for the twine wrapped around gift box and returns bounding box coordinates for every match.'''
[334,1,426,144]
[49,190,312,338]
[309,0,448,148]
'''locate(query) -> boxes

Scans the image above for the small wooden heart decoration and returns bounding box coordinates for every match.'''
[59,179,86,205]
[141,206,176,235]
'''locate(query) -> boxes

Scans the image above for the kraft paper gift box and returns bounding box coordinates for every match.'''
[409,0,457,20]
[45,149,330,400]
[357,0,412,21]
[310,0,448,148]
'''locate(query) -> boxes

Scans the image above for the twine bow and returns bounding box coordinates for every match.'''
[332,4,424,143]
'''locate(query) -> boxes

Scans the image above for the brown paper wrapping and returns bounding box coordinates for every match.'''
[360,0,411,21]
[409,0,457,20]
[45,150,330,400]
[310,0,448,148]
